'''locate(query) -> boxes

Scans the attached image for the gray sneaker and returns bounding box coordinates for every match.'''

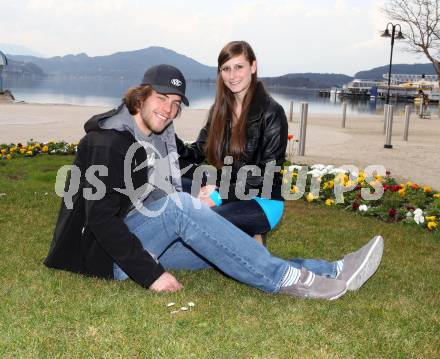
[280,268,347,300]
[338,235,384,291]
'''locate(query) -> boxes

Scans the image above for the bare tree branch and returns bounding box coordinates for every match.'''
[382,0,440,72]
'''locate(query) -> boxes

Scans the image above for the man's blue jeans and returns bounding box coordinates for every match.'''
[114,192,338,293]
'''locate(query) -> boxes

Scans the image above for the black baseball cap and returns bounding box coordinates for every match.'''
[140,64,189,106]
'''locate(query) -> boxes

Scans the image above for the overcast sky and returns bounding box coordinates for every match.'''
[0,0,428,76]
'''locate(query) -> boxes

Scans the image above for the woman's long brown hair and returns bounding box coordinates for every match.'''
[206,41,258,168]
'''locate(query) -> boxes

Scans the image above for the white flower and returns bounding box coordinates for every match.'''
[311,164,326,170]
[358,204,368,212]
[414,208,423,216]
[406,211,413,218]
[329,168,347,175]
[307,169,324,177]
[288,165,303,171]
[414,214,425,225]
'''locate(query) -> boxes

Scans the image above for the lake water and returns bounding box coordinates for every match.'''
[3,77,438,117]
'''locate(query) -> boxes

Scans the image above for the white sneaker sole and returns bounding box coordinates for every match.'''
[329,285,348,300]
[346,236,384,291]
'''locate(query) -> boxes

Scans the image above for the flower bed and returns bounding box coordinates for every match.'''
[0,140,77,159]
[282,164,439,233]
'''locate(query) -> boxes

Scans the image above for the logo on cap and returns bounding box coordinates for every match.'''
[171,79,182,87]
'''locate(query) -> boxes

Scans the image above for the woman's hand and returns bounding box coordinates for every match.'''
[197,185,217,207]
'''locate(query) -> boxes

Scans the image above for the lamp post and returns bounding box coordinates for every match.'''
[381,23,404,104]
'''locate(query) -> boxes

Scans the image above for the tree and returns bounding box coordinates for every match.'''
[383,0,440,76]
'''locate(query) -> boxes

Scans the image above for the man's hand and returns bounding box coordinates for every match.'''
[197,185,217,207]
[149,272,182,292]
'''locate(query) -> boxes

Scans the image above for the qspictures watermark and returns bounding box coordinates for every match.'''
[54,142,388,217]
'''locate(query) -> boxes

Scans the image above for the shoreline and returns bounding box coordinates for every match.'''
[1,101,439,190]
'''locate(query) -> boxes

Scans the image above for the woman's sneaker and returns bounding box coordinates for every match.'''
[337,235,384,291]
[280,268,347,300]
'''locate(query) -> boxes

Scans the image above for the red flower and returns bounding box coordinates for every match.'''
[287,134,294,141]
[352,202,360,210]
[411,184,419,190]
[390,185,401,192]
[383,185,390,191]
[388,208,397,218]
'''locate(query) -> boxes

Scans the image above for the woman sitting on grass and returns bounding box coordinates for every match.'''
[177,40,287,245]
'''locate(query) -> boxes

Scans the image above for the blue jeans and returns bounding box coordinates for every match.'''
[114,192,338,293]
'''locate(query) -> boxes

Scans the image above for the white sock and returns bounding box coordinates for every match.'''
[335,260,344,277]
[280,266,301,287]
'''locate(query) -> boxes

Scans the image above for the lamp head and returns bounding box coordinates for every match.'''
[381,29,391,37]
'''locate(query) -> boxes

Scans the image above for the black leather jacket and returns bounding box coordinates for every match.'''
[177,82,288,201]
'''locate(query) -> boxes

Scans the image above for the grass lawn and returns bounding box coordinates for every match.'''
[0,156,439,358]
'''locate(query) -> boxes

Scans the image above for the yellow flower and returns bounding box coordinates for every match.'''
[374,175,383,181]
[20,148,26,154]
[280,169,287,175]
[26,150,33,156]
[306,193,318,202]
[290,185,298,194]
[325,198,334,206]
[398,188,406,197]
[0,149,6,155]
[6,154,11,160]
[10,147,16,154]
[291,172,298,177]
[425,216,437,222]
[42,145,49,153]
[423,186,432,193]
[34,143,41,149]
[433,193,440,199]
[357,175,366,184]
[427,222,437,230]
[334,174,345,184]
[406,181,413,187]
[345,180,356,188]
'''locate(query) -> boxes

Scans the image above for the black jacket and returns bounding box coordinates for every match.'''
[177,82,288,201]
[44,106,165,288]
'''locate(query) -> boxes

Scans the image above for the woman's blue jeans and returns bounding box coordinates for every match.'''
[114,192,338,293]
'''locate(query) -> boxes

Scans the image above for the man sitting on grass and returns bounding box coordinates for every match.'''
[44,64,384,300]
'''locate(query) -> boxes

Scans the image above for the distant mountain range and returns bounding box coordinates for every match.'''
[1,46,439,88]
[354,63,437,80]
[0,43,45,57]
[6,47,217,80]
[260,73,353,89]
